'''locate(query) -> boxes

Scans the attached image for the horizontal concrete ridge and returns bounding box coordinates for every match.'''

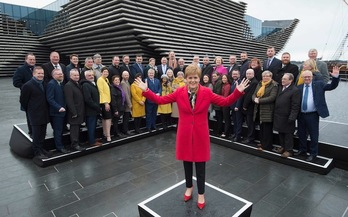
[1,0,299,76]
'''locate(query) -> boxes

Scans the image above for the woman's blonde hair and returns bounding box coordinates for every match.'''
[184,64,201,78]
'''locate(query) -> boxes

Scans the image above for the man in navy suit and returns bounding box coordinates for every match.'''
[20,66,50,159]
[46,69,69,154]
[295,67,340,162]
[230,69,243,142]
[131,55,145,80]
[145,68,161,131]
[262,46,282,80]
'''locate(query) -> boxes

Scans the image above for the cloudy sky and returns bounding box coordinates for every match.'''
[2,0,348,61]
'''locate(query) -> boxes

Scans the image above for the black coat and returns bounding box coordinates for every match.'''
[81,79,100,116]
[108,64,122,81]
[13,62,34,89]
[110,85,126,115]
[20,78,49,125]
[173,65,186,77]
[242,77,258,115]
[273,84,301,133]
[64,80,85,125]
[42,62,66,83]
[202,63,214,79]
[274,63,299,84]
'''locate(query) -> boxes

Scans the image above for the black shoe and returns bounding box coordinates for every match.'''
[233,137,242,142]
[35,152,48,159]
[58,148,70,154]
[42,149,53,158]
[124,131,133,136]
[306,155,316,162]
[294,151,307,156]
[72,145,86,151]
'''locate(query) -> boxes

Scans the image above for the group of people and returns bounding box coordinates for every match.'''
[13,47,340,210]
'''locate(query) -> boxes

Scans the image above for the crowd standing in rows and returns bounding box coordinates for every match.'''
[13,47,340,209]
[13,48,340,161]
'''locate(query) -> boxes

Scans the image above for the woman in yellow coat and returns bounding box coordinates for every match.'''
[157,74,173,129]
[171,71,186,120]
[131,73,146,134]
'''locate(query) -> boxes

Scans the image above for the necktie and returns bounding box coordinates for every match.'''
[267,59,271,68]
[54,64,58,69]
[138,63,143,73]
[302,84,309,111]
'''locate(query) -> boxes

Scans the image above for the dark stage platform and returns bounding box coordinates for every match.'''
[2,78,348,217]
[138,177,252,217]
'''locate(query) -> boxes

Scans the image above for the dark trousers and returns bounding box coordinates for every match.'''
[69,124,80,145]
[26,111,32,134]
[160,113,171,129]
[279,132,294,151]
[31,124,47,155]
[298,112,319,156]
[222,107,231,135]
[245,113,255,141]
[122,111,131,133]
[183,161,206,194]
[133,117,142,133]
[146,103,158,130]
[86,115,97,145]
[231,109,243,139]
[51,116,64,150]
[260,122,273,150]
[215,110,223,134]
[112,114,121,136]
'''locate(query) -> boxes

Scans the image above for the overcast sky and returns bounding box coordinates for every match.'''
[2,0,348,61]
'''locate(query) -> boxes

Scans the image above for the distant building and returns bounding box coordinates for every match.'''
[0,0,299,76]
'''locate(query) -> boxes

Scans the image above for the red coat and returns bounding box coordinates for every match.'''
[143,84,243,162]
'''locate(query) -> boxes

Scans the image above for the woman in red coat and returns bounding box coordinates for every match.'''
[134,64,249,209]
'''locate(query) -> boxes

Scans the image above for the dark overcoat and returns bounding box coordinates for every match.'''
[273,84,301,133]
[64,79,85,125]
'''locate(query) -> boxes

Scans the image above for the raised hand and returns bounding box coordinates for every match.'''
[330,66,340,77]
[236,78,250,92]
[134,77,148,91]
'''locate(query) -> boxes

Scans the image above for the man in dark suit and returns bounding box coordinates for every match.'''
[145,68,161,132]
[120,55,133,83]
[230,69,243,142]
[239,51,249,79]
[65,54,81,83]
[157,57,171,79]
[46,69,69,154]
[64,69,85,151]
[20,66,50,158]
[262,46,282,80]
[173,58,186,77]
[242,69,258,144]
[131,55,145,80]
[274,52,299,84]
[227,55,240,78]
[295,67,340,162]
[273,73,301,158]
[42,51,66,83]
[108,56,122,81]
[201,56,213,81]
[13,53,36,135]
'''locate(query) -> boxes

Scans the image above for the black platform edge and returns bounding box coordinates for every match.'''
[210,135,334,175]
[30,127,174,167]
[138,177,253,217]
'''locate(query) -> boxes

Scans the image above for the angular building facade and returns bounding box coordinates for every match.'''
[0,0,299,76]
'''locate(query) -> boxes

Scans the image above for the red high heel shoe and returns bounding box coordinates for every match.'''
[184,186,193,202]
[197,201,205,209]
